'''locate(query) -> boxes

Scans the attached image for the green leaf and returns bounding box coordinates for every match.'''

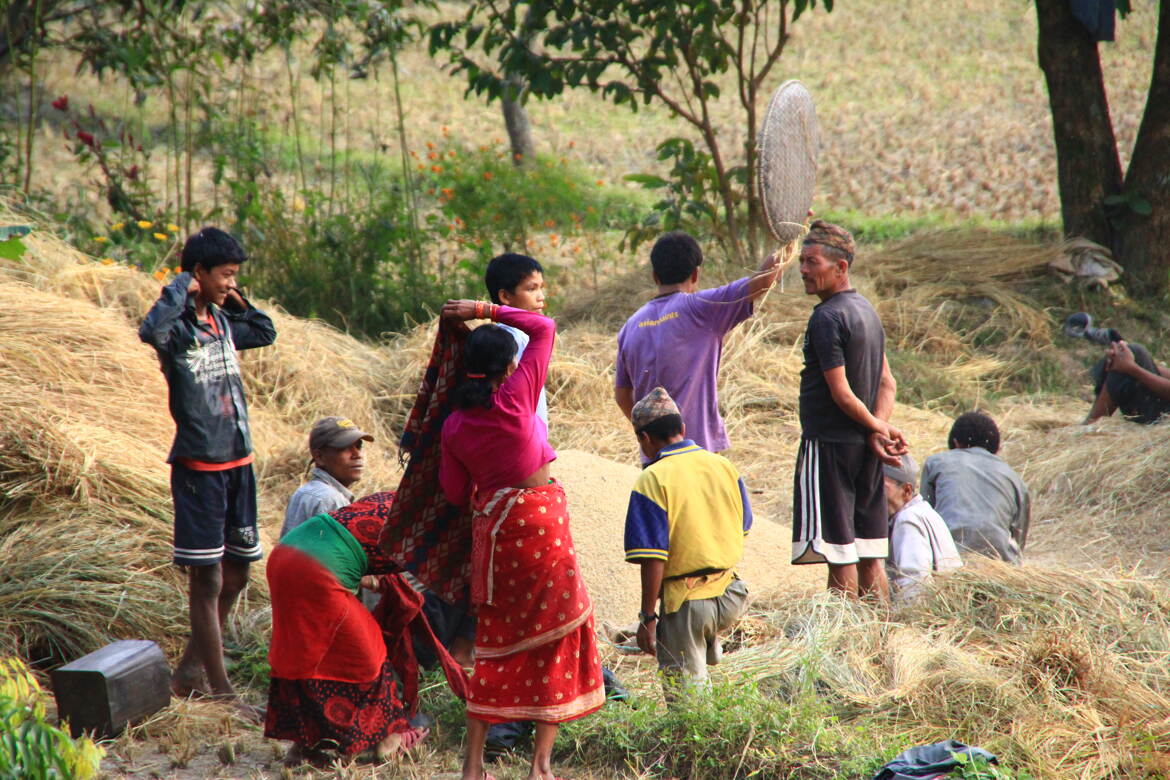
[624,173,669,188]
[0,238,27,262]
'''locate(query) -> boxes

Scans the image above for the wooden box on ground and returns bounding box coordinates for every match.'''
[50,639,171,738]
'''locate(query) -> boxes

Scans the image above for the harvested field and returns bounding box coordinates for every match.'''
[4,200,1170,778]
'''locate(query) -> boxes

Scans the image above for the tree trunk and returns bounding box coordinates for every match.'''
[502,72,535,166]
[1034,0,1124,247]
[1115,0,1170,298]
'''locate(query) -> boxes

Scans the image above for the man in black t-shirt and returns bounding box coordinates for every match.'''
[791,221,906,600]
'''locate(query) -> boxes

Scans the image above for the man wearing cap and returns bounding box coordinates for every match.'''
[281,416,374,538]
[883,454,962,602]
[622,387,752,689]
[792,220,906,599]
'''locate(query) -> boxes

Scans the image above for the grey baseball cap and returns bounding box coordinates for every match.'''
[309,416,374,451]
[882,453,919,488]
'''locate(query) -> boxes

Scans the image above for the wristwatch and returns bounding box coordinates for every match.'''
[637,610,659,625]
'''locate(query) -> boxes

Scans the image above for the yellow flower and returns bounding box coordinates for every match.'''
[94,236,108,243]
[101,258,114,265]
[137,220,153,229]
[110,222,124,231]
[153,232,168,241]
[167,223,180,232]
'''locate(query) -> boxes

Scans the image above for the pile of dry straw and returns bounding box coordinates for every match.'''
[3,205,1170,776]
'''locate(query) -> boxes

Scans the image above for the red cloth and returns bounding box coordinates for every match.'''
[440,306,558,504]
[374,572,469,714]
[267,544,386,682]
[465,481,605,724]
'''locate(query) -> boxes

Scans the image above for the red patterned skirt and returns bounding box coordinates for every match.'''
[264,545,408,754]
[467,481,605,724]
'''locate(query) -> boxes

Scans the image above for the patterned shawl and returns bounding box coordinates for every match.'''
[378,319,474,605]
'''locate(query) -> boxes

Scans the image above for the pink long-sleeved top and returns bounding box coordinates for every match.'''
[440,306,557,506]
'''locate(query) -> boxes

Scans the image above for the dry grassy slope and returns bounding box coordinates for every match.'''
[24,1,1158,229]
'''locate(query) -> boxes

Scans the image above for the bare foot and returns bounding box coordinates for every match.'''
[170,669,210,699]
[375,726,429,761]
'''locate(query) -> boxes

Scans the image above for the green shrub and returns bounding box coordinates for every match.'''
[0,657,103,779]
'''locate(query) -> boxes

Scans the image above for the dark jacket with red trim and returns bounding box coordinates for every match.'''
[139,271,276,464]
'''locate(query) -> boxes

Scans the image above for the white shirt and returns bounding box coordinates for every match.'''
[281,467,355,538]
[887,494,963,602]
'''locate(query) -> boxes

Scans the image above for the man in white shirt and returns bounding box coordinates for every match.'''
[883,454,962,602]
[281,416,372,537]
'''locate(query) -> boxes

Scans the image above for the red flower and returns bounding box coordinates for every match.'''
[51,95,68,112]
[126,165,139,180]
[76,131,95,148]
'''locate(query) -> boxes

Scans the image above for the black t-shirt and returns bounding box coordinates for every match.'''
[798,290,886,443]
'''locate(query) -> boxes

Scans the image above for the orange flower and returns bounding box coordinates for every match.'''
[544,220,555,228]
[573,244,582,253]
[513,153,523,161]
[549,234,559,244]
[153,269,167,281]
[410,150,418,158]
[483,171,494,181]
[568,140,576,149]
[479,145,489,152]
[417,164,426,171]
[427,188,436,196]
[595,179,604,186]
[100,257,114,265]
[492,137,502,145]
[454,217,465,227]
[153,232,168,241]
[426,141,435,150]
[440,187,454,199]
[428,151,439,160]
[173,266,181,273]
[559,157,567,165]
[94,236,108,243]
[431,165,442,173]
[447,150,456,158]
[441,125,450,134]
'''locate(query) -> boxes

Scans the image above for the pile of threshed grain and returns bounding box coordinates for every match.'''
[553,450,820,628]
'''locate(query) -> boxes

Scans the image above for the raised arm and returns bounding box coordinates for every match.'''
[1110,341,1170,402]
[747,250,785,301]
[138,272,194,353]
[221,290,276,350]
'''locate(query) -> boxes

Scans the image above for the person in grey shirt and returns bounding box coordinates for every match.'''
[281,416,373,537]
[920,412,1030,564]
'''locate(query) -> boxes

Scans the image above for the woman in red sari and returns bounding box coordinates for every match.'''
[439,298,604,780]
[264,495,431,765]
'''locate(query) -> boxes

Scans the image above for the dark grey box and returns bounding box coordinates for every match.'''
[50,639,171,738]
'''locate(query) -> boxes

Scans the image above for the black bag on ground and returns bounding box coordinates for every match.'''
[871,739,997,780]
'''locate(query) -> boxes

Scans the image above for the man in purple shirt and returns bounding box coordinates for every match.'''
[614,231,783,455]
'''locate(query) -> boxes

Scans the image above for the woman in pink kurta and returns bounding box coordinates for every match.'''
[439,299,604,780]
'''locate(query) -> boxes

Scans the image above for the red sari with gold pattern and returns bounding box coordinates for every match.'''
[466,480,605,724]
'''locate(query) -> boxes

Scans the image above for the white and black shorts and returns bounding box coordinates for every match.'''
[791,438,888,565]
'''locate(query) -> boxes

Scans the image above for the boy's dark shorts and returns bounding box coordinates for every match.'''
[791,437,888,565]
[171,462,262,567]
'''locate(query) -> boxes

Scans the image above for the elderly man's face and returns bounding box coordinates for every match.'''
[799,245,847,297]
[884,476,914,517]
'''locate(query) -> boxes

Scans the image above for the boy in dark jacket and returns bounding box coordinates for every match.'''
[139,227,275,715]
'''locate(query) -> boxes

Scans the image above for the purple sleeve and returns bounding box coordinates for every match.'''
[614,326,632,388]
[494,306,554,417]
[692,277,754,334]
[809,309,847,371]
